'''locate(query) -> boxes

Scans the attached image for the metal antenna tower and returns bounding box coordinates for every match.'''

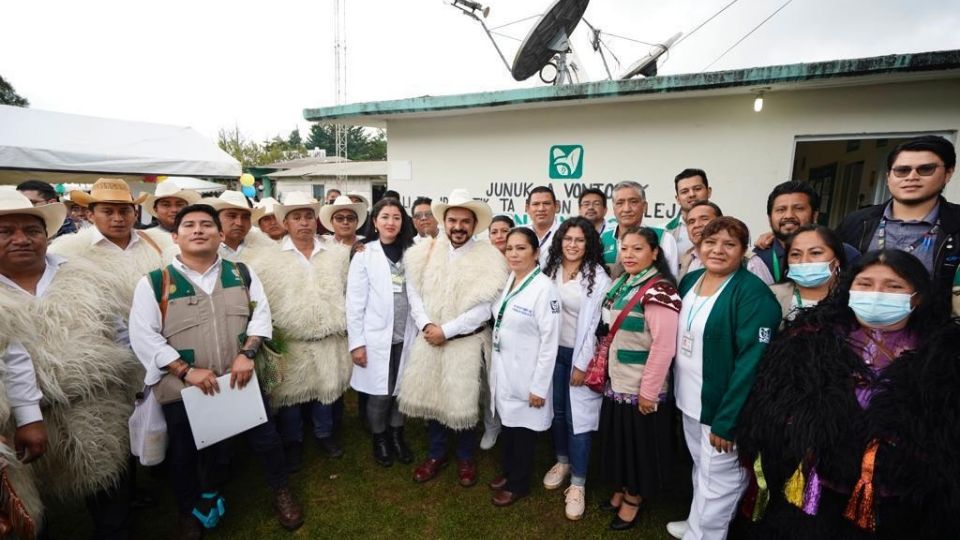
[333,0,347,185]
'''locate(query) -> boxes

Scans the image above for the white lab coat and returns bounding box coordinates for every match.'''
[557,265,612,435]
[346,242,416,396]
[489,270,561,431]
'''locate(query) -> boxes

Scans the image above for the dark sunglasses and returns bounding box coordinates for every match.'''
[890,163,943,178]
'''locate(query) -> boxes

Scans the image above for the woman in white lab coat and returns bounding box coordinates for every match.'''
[539,217,612,521]
[347,199,418,468]
[488,227,561,507]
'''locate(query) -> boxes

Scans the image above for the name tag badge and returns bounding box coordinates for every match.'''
[391,274,404,293]
[601,308,612,325]
[492,327,501,352]
[681,332,694,357]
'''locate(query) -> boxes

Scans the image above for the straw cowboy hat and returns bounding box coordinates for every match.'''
[205,190,254,213]
[432,189,493,232]
[141,179,201,217]
[70,178,147,207]
[252,197,280,224]
[0,190,67,239]
[275,192,322,222]
[319,195,367,232]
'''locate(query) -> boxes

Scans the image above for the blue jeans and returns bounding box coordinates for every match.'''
[277,401,334,443]
[552,346,592,486]
[427,420,476,461]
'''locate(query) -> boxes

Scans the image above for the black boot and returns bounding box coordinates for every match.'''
[373,432,393,467]
[389,426,414,464]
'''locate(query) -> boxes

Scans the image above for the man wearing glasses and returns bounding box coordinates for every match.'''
[411,196,439,244]
[319,195,366,247]
[577,188,608,235]
[837,135,958,301]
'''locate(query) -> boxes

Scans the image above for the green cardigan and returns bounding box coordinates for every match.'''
[678,267,781,440]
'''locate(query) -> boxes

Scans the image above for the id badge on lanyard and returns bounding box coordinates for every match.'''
[680,332,694,357]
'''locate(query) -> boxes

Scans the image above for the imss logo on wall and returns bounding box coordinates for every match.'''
[549,145,583,179]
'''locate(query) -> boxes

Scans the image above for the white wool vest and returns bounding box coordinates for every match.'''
[246,241,351,407]
[398,236,508,429]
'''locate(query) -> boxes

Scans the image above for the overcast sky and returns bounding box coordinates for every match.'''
[3,0,958,142]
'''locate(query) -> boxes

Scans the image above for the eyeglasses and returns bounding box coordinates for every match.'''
[890,163,944,178]
[579,201,604,208]
[412,212,433,220]
[333,215,358,223]
[562,236,586,244]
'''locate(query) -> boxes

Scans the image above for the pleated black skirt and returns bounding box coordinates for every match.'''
[599,394,675,498]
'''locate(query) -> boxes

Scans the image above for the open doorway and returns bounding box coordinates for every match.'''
[792,132,955,228]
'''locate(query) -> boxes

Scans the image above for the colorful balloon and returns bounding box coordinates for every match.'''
[240,173,255,187]
[242,185,256,197]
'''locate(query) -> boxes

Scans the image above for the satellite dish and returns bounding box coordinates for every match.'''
[511,0,590,84]
[619,32,682,80]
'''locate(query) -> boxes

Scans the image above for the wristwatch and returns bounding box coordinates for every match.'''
[240,349,257,360]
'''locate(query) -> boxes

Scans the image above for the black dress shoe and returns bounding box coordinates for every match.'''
[599,498,620,513]
[390,426,414,464]
[317,436,344,458]
[373,432,393,467]
[609,500,641,531]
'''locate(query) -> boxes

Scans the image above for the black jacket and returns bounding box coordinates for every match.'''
[835,196,960,297]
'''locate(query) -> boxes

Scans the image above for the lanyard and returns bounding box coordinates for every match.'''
[494,267,541,328]
[539,229,553,247]
[685,273,735,331]
[771,251,782,282]
[604,266,655,307]
[877,217,940,253]
[793,285,803,308]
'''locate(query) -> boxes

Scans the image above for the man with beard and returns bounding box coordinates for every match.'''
[129,204,303,537]
[755,181,860,283]
[525,186,561,267]
[837,135,958,300]
[663,169,712,255]
[577,188,608,234]
[0,189,139,539]
[400,189,508,487]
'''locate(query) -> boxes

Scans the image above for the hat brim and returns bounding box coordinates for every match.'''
[206,199,253,213]
[70,190,148,208]
[252,207,272,223]
[319,202,367,232]
[0,203,67,239]
[432,200,493,233]
[275,203,322,223]
[142,190,202,218]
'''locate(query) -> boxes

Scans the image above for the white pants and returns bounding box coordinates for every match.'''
[681,413,747,540]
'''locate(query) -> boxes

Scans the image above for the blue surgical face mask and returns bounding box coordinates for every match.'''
[848,290,915,327]
[787,261,835,288]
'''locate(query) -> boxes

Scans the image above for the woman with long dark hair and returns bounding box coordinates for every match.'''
[769,224,849,320]
[738,249,949,538]
[539,217,611,521]
[346,198,417,467]
[597,226,682,531]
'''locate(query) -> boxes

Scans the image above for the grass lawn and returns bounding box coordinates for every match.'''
[46,393,697,539]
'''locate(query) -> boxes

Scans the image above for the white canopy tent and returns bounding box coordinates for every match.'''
[0,105,240,182]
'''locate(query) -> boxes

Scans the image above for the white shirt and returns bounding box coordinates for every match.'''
[129,256,272,385]
[555,272,582,349]
[0,255,65,426]
[90,228,142,253]
[406,237,493,338]
[525,220,561,268]
[219,241,246,261]
[280,235,326,269]
[675,221,693,256]
[674,277,732,419]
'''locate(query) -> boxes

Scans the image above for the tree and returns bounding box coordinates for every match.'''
[305,123,386,161]
[0,75,29,107]
[288,129,302,147]
[217,126,308,168]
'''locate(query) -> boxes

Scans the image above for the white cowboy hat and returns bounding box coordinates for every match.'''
[0,190,67,239]
[345,191,370,209]
[70,178,147,207]
[252,197,280,224]
[275,192,322,222]
[432,189,493,232]
[141,179,201,217]
[319,195,367,232]
[205,190,254,213]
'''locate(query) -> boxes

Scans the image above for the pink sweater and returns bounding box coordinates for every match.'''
[638,303,680,402]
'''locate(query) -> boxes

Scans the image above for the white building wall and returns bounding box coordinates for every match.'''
[386,78,960,240]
